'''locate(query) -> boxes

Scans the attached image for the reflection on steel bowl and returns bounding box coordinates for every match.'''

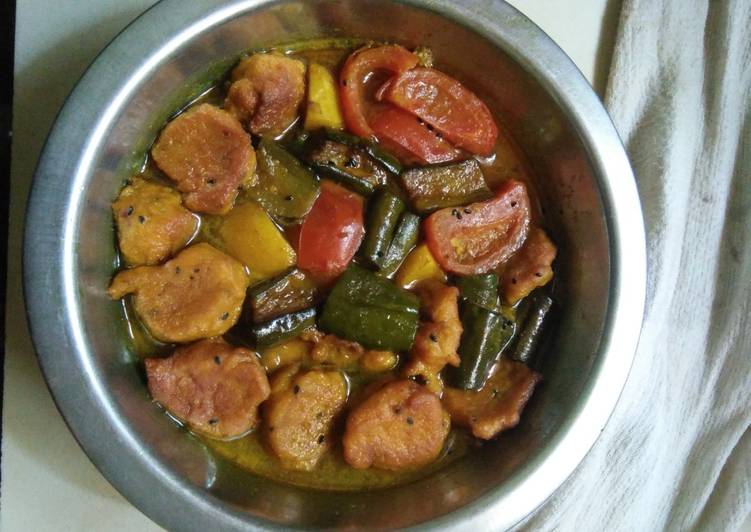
[24,1,645,530]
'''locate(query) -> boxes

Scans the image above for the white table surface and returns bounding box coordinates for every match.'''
[2,1,620,530]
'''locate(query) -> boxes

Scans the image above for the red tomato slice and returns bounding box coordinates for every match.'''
[424,180,530,275]
[379,67,499,155]
[298,180,365,280]
[369,106,463,165]
[339,45,419,139]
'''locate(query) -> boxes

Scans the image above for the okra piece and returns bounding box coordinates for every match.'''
[319,264,419,351]
[456,273,499,311]
[251,307,317,349]
[401,158,492,213]
[250,139,320,220]
[361,189,406,268]
[366,143,402,176]
[512,294,553,364]
[285,129,310,158]
[306,138,389,196]
[322,127,403,175]
[248,268,321,324]
[455,303,515,390]
[379,212,420,277]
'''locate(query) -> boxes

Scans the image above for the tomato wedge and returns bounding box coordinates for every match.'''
[379,67,499,155]
[298,180,365,280]
[424,180,530,275]
[369,106,462,165]
[339,45,419,139]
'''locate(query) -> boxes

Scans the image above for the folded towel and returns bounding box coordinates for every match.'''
[520,0,751,530]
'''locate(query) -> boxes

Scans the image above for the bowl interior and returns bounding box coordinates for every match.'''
[47,0,611,528]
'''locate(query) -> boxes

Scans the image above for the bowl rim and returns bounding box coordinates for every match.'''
[23,0,646,530]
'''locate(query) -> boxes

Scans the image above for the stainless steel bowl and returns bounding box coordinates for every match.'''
[23,0,646,529]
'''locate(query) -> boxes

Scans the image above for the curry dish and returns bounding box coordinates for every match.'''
[108,40,556,490]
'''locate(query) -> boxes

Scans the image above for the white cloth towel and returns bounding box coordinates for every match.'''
[521,0,751,530]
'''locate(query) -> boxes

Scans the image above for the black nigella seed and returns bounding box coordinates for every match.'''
[214,356,221,365]
[126,206,134,216]
[463,208,471,214]
[429,333,438,342]
[293,385,300,394]
[406,417,414,425]
[317,435,325,444]
[193,267,200,273]
[207,178,216,185]
[344,158,357,168]
[208,418,218,425]
[511,201,517,207]
[220,312,229,321]
[138,215,145,224]
[285,195,293,201]
[535,272,543,277]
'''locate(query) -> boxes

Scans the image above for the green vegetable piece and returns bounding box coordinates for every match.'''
[456,273,499,311]
[251,307,317,349]
[365,144,402,176]
[248,268,321,324]
[250,139,320,220]
[379,212,420,277]
[319,264,419,351]
[361,189,406,268]
[455,303,515,390]
[322,127,362,147]
[401,158,492,213]
[512,293,553,364]
[306,138,389,196]
[322,127,402,175]
[285,129,311,158]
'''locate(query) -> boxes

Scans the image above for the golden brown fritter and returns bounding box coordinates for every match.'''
[442,357,541,440]
[309,333,364,369]
[225,53,306,135]
[151,103,256,214]
[402,281,463,393]
[301,330,398,373]
[264,368,348,471]
[500,228,557,305]
[112,177,198,266]
[359,349,398,373]
[108,243,248,343]
[145,337,270,439]
[343,380,450,471]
